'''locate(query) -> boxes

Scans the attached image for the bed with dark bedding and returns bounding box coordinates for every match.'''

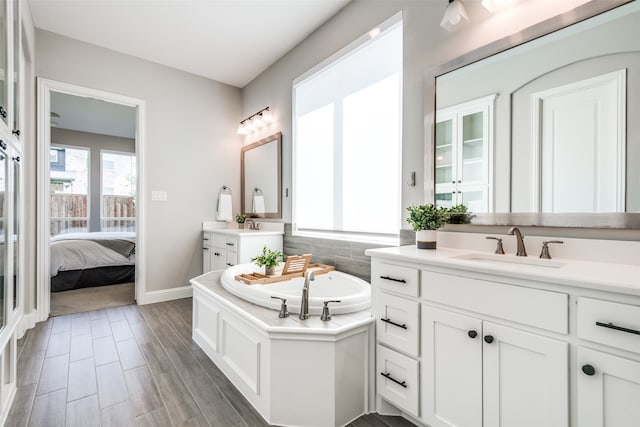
[50,232,136,292]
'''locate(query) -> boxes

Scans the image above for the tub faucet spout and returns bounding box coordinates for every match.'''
[299,271,315,320]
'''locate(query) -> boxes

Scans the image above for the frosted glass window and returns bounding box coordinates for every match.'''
[293,16,402,242]
[101,151,136,232]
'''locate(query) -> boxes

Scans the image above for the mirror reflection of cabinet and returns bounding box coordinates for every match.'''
[0,151,5,329]
[241,132,282,219]
[435,95,494,213]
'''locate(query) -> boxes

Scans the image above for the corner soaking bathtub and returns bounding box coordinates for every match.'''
[220,263,371,315]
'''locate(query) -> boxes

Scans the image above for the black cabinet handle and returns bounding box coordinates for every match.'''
[12,156,19,163]
[12,129,20,137]
[380,318,407,330]
[214,252,221,256]
[379,275,406,284]
[0,140,6,150]
[596,321,640,336]
[226,242,235,246]
[203,247,209,250]
[0,106,7,118]
[468,330,478,339]
[380,372,407,388]
[484,335,494,344]
[203,237,209,241]
[226,263,233,266]
[581,364,595,376]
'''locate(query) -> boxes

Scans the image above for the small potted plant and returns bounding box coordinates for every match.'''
[235,213,247,229]
[251,245,284,275]
[448,203,472,224]
[406,203,450,249]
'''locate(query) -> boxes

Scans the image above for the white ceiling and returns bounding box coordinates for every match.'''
[27,0,351,88]
[51,92,137,139]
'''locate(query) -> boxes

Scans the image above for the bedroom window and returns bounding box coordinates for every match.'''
[101,151,136,232]
[292,14,402,244]
[50,146,90,236]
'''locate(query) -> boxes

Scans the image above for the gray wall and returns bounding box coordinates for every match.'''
[36,29,243,292]
[51,127,135,232]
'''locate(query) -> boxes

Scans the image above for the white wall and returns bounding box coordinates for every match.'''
[241,0,612,225]
[36,30,242,292]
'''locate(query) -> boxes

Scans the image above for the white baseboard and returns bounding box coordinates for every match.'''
[17,310,37,339]
[140,285,193,305]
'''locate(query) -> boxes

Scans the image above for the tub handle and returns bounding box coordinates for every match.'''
[380,317,407,330]
[270,296,289,318]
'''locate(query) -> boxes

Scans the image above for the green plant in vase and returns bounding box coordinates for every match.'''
[251,245,284,275]
[235,213,247,229]
[406,204,450,249]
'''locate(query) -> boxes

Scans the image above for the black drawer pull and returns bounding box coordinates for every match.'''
[226,263,233,266]
[380,275,406,283]
[203,247,209,250]
[214,252,221,256]
[380,318,407,330]
[468,330,478,339]
[380,372,407,388]
[484,335,494,344]
[226,242,235,246]
[581,364,596,376]
[596,321,640,336]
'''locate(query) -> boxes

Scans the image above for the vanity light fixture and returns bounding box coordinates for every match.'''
[237,106,273,135]
[440,0,469,32]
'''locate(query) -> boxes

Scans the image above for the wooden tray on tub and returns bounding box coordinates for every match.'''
[234,254,335,285]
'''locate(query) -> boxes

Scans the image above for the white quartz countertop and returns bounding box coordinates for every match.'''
[190,270,374,336]
[201,228,283,236]
[365,246,640,297]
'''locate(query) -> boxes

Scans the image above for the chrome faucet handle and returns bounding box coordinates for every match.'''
[485,236,505,254]
[270,296,289,318]
[539,240,564,259]
[320,300,342,322]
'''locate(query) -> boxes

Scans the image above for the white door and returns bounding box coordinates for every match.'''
[422,306,482,427]
[577,347,640,427]
[483,322,568,427]
[534,70,626,213]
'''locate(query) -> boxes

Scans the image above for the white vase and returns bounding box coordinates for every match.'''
[416,230,437,249]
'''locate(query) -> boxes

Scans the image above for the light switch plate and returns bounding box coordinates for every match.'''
[151,190,167,201]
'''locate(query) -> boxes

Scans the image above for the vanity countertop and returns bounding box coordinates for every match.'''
[365,245,640,297]
[201,228,284,236]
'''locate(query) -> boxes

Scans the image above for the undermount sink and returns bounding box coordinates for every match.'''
[453,252,566,268]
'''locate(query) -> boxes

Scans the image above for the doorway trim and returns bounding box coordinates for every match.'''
[36,78,147,321]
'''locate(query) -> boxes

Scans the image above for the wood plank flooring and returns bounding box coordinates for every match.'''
[7,298,415,427]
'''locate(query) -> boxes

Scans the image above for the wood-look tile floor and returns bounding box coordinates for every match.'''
[7,298,415,427]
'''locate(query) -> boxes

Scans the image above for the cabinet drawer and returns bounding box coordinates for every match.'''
[577,297,640,354]
[226,251,237,267]
[203,233,211,249]
[373,263,419,297]
[376,292,420,357]
[376,344,419,417]
[422,270,568,334]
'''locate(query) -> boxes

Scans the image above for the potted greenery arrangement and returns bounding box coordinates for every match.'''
[251,245,284,275]
[447,203,472,224]
[406,203,450,249]
[235,213,247,229]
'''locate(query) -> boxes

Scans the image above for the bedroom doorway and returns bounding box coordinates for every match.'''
[37,79,147,320]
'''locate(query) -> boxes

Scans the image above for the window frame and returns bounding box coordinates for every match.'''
[99,149,136,232]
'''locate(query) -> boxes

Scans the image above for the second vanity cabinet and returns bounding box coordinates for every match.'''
[202,229,283,273]
[368,246,640,427]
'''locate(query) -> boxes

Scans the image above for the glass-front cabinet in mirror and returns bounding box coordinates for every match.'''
[431,0,639,226]
[241,132,282,219]
[435,95,494,212]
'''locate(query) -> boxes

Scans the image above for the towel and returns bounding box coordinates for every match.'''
[216,192,233,221]
[252,194,265,214]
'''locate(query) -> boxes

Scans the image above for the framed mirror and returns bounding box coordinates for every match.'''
[427,0,640,228]
[241,132,282,219]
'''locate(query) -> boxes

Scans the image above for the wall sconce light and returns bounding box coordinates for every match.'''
[440,0,469,32]
[237,106,274,135]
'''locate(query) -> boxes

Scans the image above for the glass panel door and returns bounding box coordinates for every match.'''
[435,118,454,185]
[460,111,486,185]
[0,0,7,125]
[0,151,6,330]
[12,156,18,311]
[11,0,19,137]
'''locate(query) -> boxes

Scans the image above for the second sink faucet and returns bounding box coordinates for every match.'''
[299,270,315,320]
[508,226,527,256]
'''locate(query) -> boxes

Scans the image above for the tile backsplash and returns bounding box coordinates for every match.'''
[283,224,414,282]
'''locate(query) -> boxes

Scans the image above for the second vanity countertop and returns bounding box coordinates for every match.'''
[365,245,640,297]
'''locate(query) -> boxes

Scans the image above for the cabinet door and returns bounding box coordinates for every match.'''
[211,247,226,271]
[577,347,640,427]
[422,306,482,427]
[483,322,568,427]
[0,0,7,127]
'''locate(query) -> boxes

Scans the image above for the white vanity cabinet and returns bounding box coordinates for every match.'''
[202,229,283,274]
[367,245,640,427]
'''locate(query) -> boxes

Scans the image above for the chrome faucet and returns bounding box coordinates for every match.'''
[244,219,255,230]
[299,270,315,320]
[508,226,527,256]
